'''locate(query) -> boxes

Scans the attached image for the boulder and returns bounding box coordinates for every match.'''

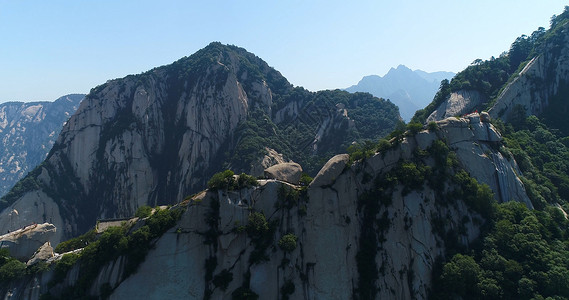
[310,154,349,187]
[263,162,303,184]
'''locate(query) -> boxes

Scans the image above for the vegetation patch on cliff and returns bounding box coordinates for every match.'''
[496,115,569,210]
[207,170,258,191]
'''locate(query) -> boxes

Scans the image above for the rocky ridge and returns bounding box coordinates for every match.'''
[0,113,531,299]
[0,222,55,262]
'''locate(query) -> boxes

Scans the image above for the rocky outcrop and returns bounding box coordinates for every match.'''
[0,94,83,198]
[426,90,486,122]
[102,114,523,299]
[0,223,56,261]
[489,23,569,121]
[422,114,531,207]
[263,162,303,184]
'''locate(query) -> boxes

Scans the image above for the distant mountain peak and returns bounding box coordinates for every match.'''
[345,66,455,121]
[396,64,411,70]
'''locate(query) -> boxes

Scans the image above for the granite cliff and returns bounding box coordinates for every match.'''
[0,112,530,299]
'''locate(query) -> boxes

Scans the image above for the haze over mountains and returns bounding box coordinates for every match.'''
[345,65,455,121]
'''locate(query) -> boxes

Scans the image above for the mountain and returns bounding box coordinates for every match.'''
[0,43,400,243]
[0,95,83,198]
[4,7,569,299]
[345,65,455,121]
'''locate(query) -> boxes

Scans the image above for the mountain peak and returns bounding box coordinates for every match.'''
[386,64,413,74]
[0,43,400,242]
[385,64,415,77]
[346,66,455,121]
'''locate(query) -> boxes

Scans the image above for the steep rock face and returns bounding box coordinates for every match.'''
[0,271,52,300]
[489,23,569,121]
[426,90,486,122]
[101,177,459,300]
[0,95,83,198]
[27,242,54,266]
[424,114,531,207]
[10,114,530,300]
[0,44,400,240]
[425,23,569,124]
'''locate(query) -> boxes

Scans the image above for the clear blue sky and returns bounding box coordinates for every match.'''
[0,1,566,102]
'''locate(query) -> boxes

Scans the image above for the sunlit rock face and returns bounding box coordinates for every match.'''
[427,90,486,122]
[26,45,268,237]
[427,22,569,125]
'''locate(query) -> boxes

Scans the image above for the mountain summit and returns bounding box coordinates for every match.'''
[0,42,400,242]
[345,65,454,121]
